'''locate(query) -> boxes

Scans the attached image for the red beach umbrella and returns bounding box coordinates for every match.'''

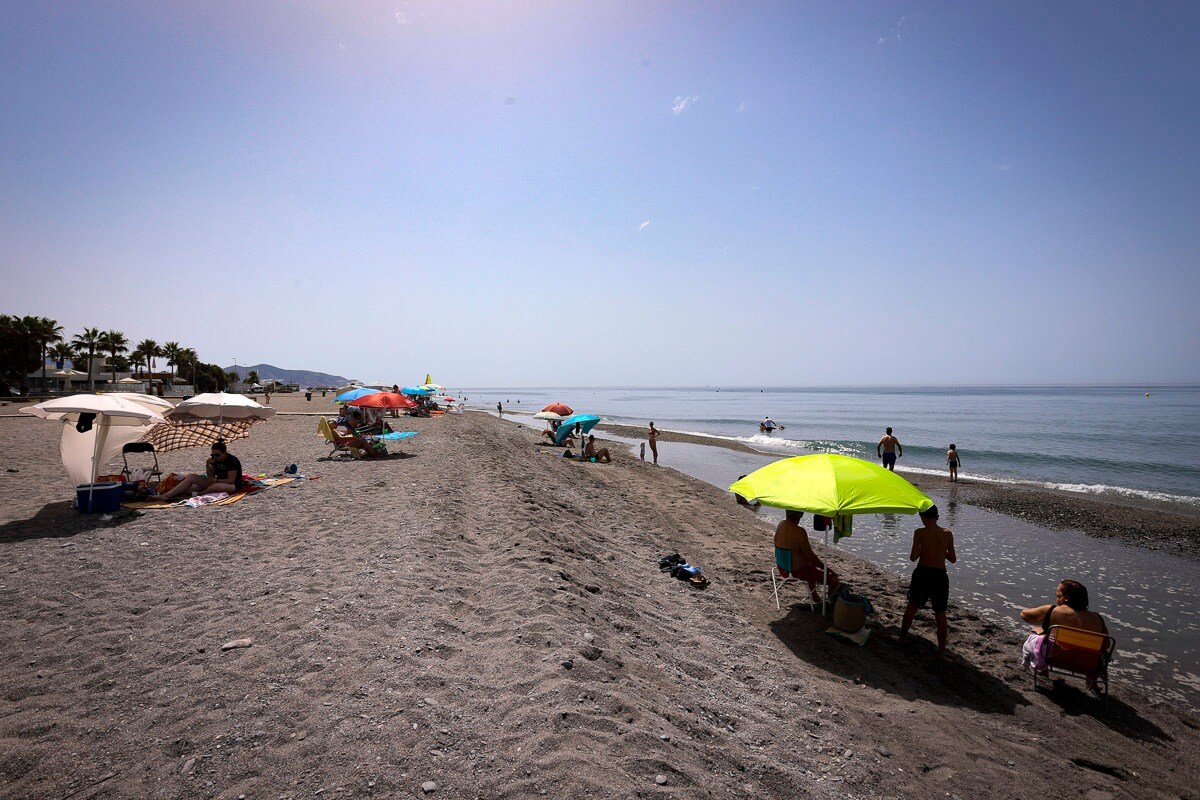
[542,402,573,416]
[348,392,417,409]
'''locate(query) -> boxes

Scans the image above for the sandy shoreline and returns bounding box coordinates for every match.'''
[1,403,1197,798]
[582,417,1200,561]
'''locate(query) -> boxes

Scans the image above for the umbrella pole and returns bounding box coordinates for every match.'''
[823,529,829,615]
[88,421,102,512]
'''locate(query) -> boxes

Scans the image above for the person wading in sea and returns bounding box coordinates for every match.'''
[877,426,902,471]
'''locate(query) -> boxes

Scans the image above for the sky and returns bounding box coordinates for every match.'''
[3,1,1199,387]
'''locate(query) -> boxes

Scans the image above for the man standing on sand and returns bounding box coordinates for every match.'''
[496,401,502,418]
[899,505,957,658]
[877,427,902,470]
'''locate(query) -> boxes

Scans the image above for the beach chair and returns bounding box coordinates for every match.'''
[120,441,161,482]
[318,417,363,458]
[1034,625,1117,697]
[771,547,817,612]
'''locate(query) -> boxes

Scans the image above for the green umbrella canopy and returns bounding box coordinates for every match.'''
[728,453,933,516]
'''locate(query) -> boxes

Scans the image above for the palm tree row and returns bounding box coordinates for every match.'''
[0,314,215,395]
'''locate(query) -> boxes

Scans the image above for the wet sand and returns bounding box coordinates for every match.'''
[1,403,1198,799]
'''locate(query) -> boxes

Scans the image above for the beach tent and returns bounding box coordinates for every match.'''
[554,413,602,445]
[21,394,166,492]
[729,454,933,612]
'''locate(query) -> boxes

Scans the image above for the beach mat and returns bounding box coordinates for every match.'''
[121,477,297,510]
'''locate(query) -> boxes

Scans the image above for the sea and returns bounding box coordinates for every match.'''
[463,385,1200,709]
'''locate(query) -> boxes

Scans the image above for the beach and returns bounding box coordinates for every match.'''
[1,399,1198,799]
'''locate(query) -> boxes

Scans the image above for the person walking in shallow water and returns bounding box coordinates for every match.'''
[647,422,662,465]
[496,401,502,418]
[877,427,902,470]
[947,444,961,482]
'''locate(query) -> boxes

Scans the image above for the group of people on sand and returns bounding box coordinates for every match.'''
[770,499,1109,686]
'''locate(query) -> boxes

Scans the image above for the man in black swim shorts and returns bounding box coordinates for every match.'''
[899,505,957,657]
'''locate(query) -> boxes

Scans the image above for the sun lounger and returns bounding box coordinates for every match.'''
[1034,625,1117,697]
[318,417,368,458]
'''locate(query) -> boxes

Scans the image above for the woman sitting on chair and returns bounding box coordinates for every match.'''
[1019,579,1109,690]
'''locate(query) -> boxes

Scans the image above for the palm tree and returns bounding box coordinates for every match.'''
[27,317,64,393]
[179,347,199,388]
[49,341,74,367]
[99,330,129,385]
[162,341,182,383]
[71,327,103,391]
[133,338,159,378]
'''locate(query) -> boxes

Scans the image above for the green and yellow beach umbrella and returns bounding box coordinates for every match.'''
[730,453,932,613]
[729,453,932,516]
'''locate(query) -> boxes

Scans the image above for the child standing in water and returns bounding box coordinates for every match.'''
[947,444,961,483]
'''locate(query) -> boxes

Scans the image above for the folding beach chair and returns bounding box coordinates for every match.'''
[771,547,817,612]
[1034,625,1117,697]
[318,417,360,458]
[120,441,162,482]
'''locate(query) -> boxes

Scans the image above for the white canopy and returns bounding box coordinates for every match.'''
[167,392,276,423]
[22,394,166,486]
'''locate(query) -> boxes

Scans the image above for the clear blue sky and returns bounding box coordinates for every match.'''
[3,2,1198,386]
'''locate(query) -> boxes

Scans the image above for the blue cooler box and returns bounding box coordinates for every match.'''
[76,481,124,514]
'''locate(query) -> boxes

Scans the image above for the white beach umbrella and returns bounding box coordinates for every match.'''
[21,394,166,505]
[168,392,276,423]
[533,411,565,421]
[107,392,174,412]
[116,377,143,384]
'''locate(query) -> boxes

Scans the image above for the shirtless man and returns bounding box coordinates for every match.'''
[899,505,957,657]
[877,426,902,471]
[773,510,840,603]
[647,422,662,465]
[496,401,503,418]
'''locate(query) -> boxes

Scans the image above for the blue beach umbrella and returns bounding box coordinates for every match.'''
[554,413,601,445]
[401,386,434,397]
[335,387,381,403]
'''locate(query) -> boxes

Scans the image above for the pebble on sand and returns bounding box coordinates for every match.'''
[221,638,253,651]
[421,780,438,794]
[656,774,668,785]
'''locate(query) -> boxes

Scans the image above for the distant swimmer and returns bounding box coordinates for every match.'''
[878,427,902,471]
[947,444,961,483]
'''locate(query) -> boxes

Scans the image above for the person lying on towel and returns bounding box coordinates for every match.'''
[151,441,243,500]
[774,510,840,603]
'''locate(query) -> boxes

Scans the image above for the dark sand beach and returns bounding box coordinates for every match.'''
[1,400,1198,799]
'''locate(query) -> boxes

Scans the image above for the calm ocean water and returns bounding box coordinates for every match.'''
[465,385,1200,507]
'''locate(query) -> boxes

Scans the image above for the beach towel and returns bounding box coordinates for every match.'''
[120,477,297,511]
[184,492,229,508]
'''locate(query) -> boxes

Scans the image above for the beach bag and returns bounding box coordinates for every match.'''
[1022,633,1049,672]
[832,588,873,633]
[156,473,181,494]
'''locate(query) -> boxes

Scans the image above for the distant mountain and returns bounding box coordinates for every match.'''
[225,363,350,389]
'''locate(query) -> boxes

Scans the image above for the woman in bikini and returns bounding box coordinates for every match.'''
[647,422,662,465]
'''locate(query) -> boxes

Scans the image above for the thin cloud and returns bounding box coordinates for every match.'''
[997,163,1013,172]
[671,96,698,115]
[737,102,746,114]
[395,11,409,24]
[638,220,651,232]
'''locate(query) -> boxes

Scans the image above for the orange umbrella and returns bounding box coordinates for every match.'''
[542,402,573,416]
[348,392,417,409]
